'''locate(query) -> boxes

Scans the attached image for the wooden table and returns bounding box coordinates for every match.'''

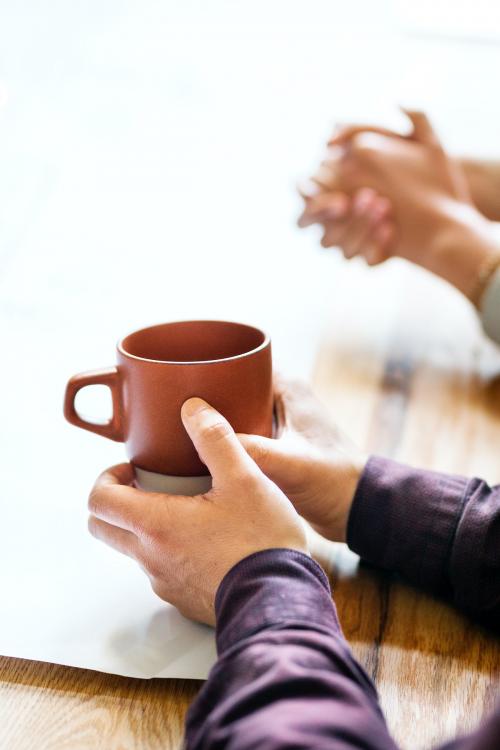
[1,264,499,749]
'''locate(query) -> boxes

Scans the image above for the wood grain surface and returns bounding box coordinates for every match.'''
[1,265,499,749]
[312,266,500,749]
[2,2,500,746]
[0,656,201,750]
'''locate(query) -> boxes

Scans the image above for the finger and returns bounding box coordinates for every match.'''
[340,188,379,258]
[88,516,138,559]
[328,123,409,147]
[298,192,349,228]
[319,219,351,249]
[237,434,286,476]
[320,188,376,255]
[310,162,344,191]
[267,376,335,444]
[363,222,396,266]
[272,377,288,434]
[401,108,442,148]
[89,464,153,532]
[237,433,279,471]
[181,398,258,486]
[366,195,392,226]
[297,179,322,200]
[94,462,136,488]
[354,194,393,264]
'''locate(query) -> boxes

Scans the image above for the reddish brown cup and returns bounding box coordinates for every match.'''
[63,320,273,478]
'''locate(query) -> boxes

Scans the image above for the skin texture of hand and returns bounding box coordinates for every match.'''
[88,397,308,626]
[298,109,500,301]
[298,184,396,266]
[238,377,368,544]
[460,158,500,222]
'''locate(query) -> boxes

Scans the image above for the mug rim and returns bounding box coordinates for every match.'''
[117,319,271,365]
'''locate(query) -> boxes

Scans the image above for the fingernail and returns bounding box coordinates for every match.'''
[297,205,321,227]
[297,179,320,198]
[325,144,345,160]
[182,397,208,419]
[327,123,346,145]
[365,246,381,264]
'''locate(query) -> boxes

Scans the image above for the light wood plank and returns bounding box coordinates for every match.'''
[0,657,201,750]
[312,267,500,749]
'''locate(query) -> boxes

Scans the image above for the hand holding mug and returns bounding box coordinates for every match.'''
[239,377,367,544]
[88,398,308,626]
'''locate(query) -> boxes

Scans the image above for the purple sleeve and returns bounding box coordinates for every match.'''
[185,548,398,750]
[347,456,500,629]
[185,549,500,750]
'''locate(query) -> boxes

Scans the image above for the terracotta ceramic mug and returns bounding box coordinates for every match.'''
[63,320,273,493]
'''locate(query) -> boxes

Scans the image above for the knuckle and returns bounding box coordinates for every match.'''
[136,548,160,579]
[150,578,164,599]
[202,419,232,444]
[140,523,161,548]
[87,514,99,537]
[88,488,104,516]
[139,513,168,551]
[251,439,271,470]
[238,470,263,494]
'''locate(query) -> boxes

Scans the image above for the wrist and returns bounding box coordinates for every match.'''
[460,158,500,221]
[340,453,368,542]
[319,451,368,544]
[424,202,500,303]
[215,548,339,653]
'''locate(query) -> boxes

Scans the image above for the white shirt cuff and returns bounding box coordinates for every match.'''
[480,266,500,345]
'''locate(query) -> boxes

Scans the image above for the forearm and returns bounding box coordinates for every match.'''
[347,457,500,629]
[184,551,500,750]
[185,549,398,750]
[461,158,500,222]
[422,203,500,306]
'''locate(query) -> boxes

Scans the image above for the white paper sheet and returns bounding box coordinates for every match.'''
[0,311,325,679]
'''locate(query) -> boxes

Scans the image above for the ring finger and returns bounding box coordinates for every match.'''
[88,515,138,560]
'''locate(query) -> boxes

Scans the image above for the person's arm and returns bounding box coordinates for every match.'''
[460,157,500,222]
[239,380,500,630]
[87,393,499,749]
[185,548,399,750]
[347,457,500,630]
[185,548,500,750]
[297,110,500,347]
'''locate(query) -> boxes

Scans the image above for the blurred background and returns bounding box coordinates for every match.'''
[0,0,499,469]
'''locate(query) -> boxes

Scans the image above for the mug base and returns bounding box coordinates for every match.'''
[134,467,212,495]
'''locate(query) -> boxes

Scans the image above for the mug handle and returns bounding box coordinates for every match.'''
[63,367,124,442]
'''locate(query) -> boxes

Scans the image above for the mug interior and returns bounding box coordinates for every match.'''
[119,320,268,363]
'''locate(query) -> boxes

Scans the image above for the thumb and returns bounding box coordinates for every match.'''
[181,398,257,487]
[402,107,471,201]
[402,108,442,149]
[328,123,405,147]
[238,433,290,480]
